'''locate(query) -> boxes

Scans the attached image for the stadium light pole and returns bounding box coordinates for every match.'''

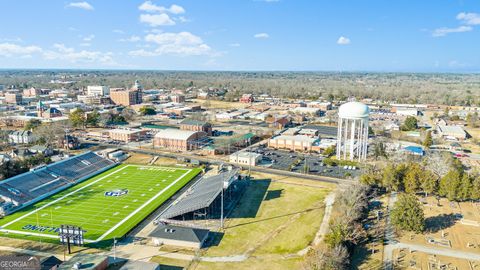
[220,171,224,229]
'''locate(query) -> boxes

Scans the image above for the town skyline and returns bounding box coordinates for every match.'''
[0,0,479,72]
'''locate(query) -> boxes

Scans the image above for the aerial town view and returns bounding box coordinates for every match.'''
[1,1,480,270]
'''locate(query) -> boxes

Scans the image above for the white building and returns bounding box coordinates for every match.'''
[436,125,467,140]
[230,152,262,166]
[87,85,110,96]
[336,102,369,161]
[8,130,36,144]
[395,107,420,116]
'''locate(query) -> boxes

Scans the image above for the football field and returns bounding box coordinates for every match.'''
[0,164,201,243]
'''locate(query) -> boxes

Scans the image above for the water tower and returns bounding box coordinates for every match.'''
[336,101,370,161]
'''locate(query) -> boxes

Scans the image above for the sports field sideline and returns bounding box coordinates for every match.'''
[0,164,201,243]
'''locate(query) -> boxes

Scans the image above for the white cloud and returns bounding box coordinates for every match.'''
[0,43,42,57]
[337,36,351,45]
[456,12,480,25]
[254,33,269,39]
[119,35,141,42]
[79,43,91,47]
[43,43,116,65]
[82,34,95,42]
[113,29,125,34]
[67,2,94,11]
[140,13,175,26]
[0,37,23,42]
[229,43,241,47]
[432,25,472,37]
[139,1,185,14]
[130,32,212,57]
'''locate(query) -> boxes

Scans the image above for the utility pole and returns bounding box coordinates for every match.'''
[113,237,117,263]
[220,171,224,229]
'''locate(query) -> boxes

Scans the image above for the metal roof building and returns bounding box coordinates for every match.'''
[150,224,210,249]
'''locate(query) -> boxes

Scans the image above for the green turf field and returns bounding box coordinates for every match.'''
[0,164,201,244]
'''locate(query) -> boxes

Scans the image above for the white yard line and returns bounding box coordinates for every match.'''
[0,164,194,242]
[0,165,128,229]
[0,229,94,243]
[94,168,193,241]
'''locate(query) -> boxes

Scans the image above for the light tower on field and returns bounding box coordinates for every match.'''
[336,101,370,161]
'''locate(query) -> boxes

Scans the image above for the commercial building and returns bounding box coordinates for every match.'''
[23,87,41,97]
[180,119,212,136]
[171,94,185,103]
[291,107,321,116]
[87,85,110,96]
[436,125,468,140]
[394,107,421,116]
[110,88,142,106]
[229,151,262,166]
[153,128,208,151]
[108,129,146,142]
[5,92,22,104]
[268,134,318,152]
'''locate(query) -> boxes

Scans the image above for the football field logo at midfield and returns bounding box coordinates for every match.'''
[105,189,129,197]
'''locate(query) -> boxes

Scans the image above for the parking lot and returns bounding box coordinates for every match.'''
[249,146,361,179]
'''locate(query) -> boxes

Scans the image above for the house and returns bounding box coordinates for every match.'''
[266,116,291,129]
[384,122,400,131]
[58,254,108,270]
[8,130,36,144]
[149,224,210,249]
[29,145,54,156]
[40,256,63,270]
[10,148,34,159]
[239,94,254,103]
[0,154,11,165]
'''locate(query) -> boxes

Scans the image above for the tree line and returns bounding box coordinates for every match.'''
[304,184,370,270]
[0,154,52,180]
[360,158,480,202]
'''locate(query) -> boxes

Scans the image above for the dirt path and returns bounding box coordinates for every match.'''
[383,192,398,270]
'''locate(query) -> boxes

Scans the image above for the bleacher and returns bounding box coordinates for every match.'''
[0,152,115,213]
[158,168,239,220]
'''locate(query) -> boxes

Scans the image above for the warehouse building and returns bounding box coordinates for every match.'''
[153,128,208,151]
[436,125,468,140]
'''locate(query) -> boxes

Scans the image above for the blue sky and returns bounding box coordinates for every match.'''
[0,0,479,71]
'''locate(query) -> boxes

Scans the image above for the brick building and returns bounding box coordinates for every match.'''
[180,119,212,136]
[153,129,207,151]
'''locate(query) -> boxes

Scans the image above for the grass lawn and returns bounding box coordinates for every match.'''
[0,164,200,245]
[203,172,331,258]
[150,256,191,270]
[193,257,304,270]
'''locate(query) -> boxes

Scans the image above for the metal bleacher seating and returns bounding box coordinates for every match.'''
[0,151,115,210]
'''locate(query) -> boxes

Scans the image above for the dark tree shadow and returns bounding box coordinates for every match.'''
[425,213,461,233]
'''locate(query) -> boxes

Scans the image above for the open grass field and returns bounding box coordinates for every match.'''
[193,171,333,270]
[0,164,201,245]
